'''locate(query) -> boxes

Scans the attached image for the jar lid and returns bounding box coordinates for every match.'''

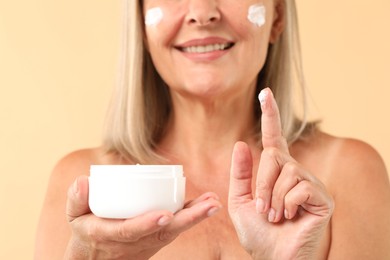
[90,165,184,178]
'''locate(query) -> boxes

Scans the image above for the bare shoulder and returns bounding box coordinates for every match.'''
[293,131,388,186]
[50,147,125,183]
[53,149,93,176]
[296,131,390,258]
[328,134,385,171]
[318,132,388,187]
[39,147,113,215]
[53,148,104,178]
[47,148,95,193]
[35,147,122,259]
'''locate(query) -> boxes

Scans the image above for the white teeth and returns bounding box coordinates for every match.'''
[182,43,231,53]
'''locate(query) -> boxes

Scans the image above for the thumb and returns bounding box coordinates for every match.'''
[228,142,254,208]
[66,175,90,222]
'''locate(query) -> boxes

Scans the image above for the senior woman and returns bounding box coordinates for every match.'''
[35,0,390,259]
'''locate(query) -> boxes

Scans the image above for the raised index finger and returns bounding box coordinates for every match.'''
[258,88,289,153]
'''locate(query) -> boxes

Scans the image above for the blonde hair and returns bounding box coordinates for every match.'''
[103,0,311,163]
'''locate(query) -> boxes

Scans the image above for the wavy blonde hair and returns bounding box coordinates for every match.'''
[103,0,310,163]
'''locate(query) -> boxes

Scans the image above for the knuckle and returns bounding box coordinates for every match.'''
[284,162,302,180]
[66,210,76,223]
[284,161,298,173]
[203,192,218,201]
[299,180,313,194]
[256,180,272,194]
[157,230,177,243]
[86,223,103,242]
[186,213,197,224]
[263,147,280,158]
[117,225,140,242]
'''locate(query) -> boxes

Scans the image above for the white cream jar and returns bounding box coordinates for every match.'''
[89,165,186,219]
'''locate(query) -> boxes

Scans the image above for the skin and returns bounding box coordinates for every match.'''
[34,0,390,259]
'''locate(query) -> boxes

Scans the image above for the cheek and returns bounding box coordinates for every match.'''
[144,6,183,82]
[144,7,164,26]
[224,1,271,36]
[247,3,267,27]
[227,2,271,47]
[144,5,183,48]
[226,3,271,76]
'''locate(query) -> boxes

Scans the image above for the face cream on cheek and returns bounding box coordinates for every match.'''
[247,4,266,27]
[145,7,164,26]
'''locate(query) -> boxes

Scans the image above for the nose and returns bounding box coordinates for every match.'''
[185,0,221,26]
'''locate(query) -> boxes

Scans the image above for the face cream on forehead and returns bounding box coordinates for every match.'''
[145,7,164,26]
[248,4,266,27]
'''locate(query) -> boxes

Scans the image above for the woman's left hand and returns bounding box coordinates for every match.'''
[228,88,334,259]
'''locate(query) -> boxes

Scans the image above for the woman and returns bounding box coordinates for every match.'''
[35,0,390,259]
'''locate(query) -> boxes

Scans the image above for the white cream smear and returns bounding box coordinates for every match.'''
[248,4,266,27]
[258,89,267,105]
[145,7,163,26]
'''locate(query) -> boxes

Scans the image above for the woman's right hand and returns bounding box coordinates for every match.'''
[65,176,222,260]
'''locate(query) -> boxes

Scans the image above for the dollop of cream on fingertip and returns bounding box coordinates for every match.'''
[248,4,266,27]
[258,89,267,105]
[145,7,164,27]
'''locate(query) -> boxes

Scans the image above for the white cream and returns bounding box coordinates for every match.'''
[248,4,266,27]
[145,7,163,26]
[258,89,267,105]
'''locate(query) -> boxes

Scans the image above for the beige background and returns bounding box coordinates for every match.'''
[1,0,389,258]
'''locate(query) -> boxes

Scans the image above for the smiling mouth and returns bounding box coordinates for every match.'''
[177,43,234,54]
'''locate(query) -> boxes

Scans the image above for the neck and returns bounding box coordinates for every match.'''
[158,88,259,166]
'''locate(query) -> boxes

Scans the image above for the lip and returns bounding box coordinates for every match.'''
[174,37,235,62]
[176,37,234,48]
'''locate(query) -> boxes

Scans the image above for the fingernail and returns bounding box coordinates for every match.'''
[258,89,268,106]
[158,215,172,226]
[268,208,276,223]
[256,198,266,214]
[284,209,289,219]
[207,207,220,217]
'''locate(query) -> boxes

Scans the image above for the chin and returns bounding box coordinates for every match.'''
[181,80,231,99]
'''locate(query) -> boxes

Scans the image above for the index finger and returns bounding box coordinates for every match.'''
[258,88,289,153]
